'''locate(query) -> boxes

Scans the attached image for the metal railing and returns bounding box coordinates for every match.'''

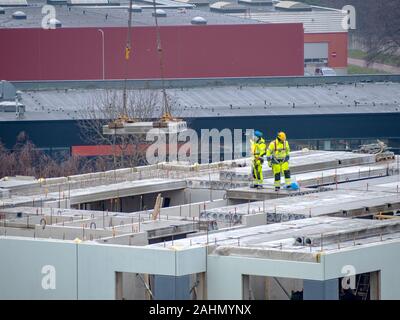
[11,74,400,91]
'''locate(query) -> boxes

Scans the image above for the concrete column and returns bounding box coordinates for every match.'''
[196,272,207,300]
[242,275,250,300]
[370,271,380,300]
[115,272,123,300]
[144,274,151,300]
[207,256,242,299]
[380,268,400,299]
[265,277,271,300]
[303,279,338,300]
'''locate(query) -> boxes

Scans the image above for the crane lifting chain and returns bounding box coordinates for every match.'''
[108,0,182,130]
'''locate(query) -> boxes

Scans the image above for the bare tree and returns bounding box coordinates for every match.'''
[78,89,163,169]
[360,1,400,62]
[0,88,184,179]
[0,141,14,178]
[305,0,400,63]
[0,132,87,179]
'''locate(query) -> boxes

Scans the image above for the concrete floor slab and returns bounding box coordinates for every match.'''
[202,189,400,222]
[220,151,377,182]
[152,217,400,262]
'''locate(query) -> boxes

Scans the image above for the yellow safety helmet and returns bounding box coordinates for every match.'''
[277,131,286,141]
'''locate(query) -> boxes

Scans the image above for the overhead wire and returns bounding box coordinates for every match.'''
[151,0,171,119]
[122,0,134,119]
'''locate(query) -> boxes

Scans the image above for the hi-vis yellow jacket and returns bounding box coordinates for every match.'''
[266,139,290,161]
[251,137,267,158]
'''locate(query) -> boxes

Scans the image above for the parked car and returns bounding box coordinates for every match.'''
[315,67,337,76]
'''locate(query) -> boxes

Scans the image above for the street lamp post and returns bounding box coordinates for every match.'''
[98,29,105,80]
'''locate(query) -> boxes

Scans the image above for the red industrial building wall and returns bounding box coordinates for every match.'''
[0,24,304,81]
[304,33,348,68]
[71,144,185,156]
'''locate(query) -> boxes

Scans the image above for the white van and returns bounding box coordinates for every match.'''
[315,67,337,76]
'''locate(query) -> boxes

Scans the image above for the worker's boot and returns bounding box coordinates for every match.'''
[250,184,258,189]
[257,184,263,189]
[275,186,280,192]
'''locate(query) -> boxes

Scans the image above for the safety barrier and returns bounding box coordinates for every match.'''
[11,74,400,91]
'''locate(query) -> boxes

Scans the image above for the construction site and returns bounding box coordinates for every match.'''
[1,144,400,300]
[1,0,400,302]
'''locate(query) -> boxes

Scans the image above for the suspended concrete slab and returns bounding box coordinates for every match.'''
[102,120,187,135]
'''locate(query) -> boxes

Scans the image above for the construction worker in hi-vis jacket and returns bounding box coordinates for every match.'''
[267,131,291,191]
[250,130,267,189]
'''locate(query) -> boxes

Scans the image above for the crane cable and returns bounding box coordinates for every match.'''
[122,0,134,121]
[119,0,172,124]
[151,0,172,121]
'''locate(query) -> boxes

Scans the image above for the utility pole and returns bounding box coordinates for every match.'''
[98,29,105,80]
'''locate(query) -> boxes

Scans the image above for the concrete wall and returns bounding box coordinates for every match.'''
[34,224,113,241]
[304,33,348,68]
[163,198,228,218]
[184,188,226,204]
[207,255,323,300]
[0,237,78,299]
[322,240,400,300]
[206,239,400,300]
[0,236,193,299]
[77,244,204,299]
[242,213,267,227]
[0,227,37,237]
[3,235,400,300]
[77,189,185,213]
[115,197,228,219]
[97,232,148,246]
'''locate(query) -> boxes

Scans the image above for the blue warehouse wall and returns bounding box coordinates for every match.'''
[0,113,399,150]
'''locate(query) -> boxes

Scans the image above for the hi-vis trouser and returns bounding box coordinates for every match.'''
[267,139,291,188]
[251,138,266,187]
[252,157,263,186]
[272,160,291,188]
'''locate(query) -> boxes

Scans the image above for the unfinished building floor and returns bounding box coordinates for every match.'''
[0,150,400,300]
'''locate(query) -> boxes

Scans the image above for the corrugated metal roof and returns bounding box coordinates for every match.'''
[1,82,399,121]
[0,5,258,28]
[68,0,110,5]
[210,1,230,8]
[230,10,347,33]
[238,0,273,4]
[275,1,311,10]
[210,1,247,12]
[0,0,27,6]
[174,0,209,5]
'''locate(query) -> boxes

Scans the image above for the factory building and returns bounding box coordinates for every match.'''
[227,1,349,75]
[0,0,351,81]
[0,3,304,80]
[1,76,400,156]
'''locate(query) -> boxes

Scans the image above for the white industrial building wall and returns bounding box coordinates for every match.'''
[0,237,78,299]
